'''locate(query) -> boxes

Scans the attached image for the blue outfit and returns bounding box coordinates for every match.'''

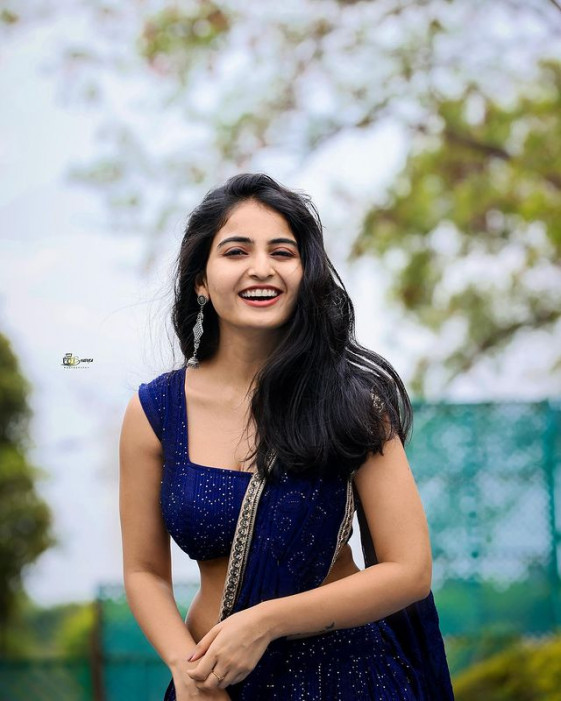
[138,367,454,700]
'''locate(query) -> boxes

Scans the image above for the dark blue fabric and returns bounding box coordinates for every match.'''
[138,372,170,441]
[223,471,426,700]
[139,369,253,560]
[356,491,455,700]
[139,368,454,700]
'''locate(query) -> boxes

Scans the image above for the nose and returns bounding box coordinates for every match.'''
[248,250,274,279]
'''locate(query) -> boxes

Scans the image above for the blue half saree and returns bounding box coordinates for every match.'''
[139,368,454,700]
[163,466,454,700]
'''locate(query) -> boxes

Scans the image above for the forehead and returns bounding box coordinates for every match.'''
[216,200,295,239]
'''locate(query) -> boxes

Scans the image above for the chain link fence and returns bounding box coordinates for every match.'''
[409,399,561,637]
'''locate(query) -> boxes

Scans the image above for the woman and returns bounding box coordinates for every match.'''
[119,173,454,700]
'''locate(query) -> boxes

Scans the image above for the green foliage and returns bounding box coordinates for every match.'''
[6,1,561,392]
[453,635,561,701]
[1,595,95,658]
[0,9,19,26]
[353,60,561,394]
[0,334,54,643]
[138,3,232,77]
[0,446,53,623]
[0,334,31,445]
[54,603,95,657]
[445,629,522,678]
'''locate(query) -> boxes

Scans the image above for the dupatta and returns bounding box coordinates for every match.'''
[217,456,455,700]
[355,489,455,699]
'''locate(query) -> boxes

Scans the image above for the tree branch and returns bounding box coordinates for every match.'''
[546,0,561,14]
[434,307,561,388]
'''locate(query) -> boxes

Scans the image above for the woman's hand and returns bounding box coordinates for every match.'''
[185,606,271,690]
[171,659,231,700]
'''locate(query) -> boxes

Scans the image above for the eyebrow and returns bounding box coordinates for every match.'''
[216,236,298,250]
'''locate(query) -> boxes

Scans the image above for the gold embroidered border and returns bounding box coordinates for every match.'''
[217,451,276,622]
[324,476,355,581]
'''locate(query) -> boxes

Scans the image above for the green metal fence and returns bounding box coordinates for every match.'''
[408,399,561,637]
[1,400,559,699]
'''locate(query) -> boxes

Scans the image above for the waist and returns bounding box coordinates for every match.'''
[319,544,360,585]
[186,547,360,642]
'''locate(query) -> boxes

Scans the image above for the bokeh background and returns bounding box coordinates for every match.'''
[1,0,560,698]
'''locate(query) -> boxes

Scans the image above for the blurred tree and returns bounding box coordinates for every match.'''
[55,601,95,657]
[2,0,560,393]
[351,60,561,393]
[0,334,54,653]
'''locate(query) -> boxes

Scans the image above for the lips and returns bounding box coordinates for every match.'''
[238,286,283,299]
[238,286,284,307]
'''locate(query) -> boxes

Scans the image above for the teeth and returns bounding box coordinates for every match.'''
[240,289,280,299]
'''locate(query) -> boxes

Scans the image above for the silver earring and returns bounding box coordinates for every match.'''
[187,294,208,368]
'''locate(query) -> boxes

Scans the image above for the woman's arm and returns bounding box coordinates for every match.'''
[260,432,432,638]
[119,394,197,671]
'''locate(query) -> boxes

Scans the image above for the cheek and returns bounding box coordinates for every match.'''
[285,261,304,283]
[291,266,304,291]
[206,267,234,300]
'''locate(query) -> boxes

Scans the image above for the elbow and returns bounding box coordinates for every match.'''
[123,566,172,592]
[411,562,432,601]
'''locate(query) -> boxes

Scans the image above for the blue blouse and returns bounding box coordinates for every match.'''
[138,367,252,561]
[138,367,353,562]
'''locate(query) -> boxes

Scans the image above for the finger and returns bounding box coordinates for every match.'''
[186,655,217,682]
[187,627,220,662]
[206,668,226,690]
[193,672,221,691]
[217,672,232,690]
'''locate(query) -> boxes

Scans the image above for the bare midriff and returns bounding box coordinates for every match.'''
[184,543,360,643]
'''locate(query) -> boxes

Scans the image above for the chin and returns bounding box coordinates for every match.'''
[235,317,291,332]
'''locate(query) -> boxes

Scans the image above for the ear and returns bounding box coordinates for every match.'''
[194,272,208,298]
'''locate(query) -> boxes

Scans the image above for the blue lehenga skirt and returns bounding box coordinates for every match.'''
[163,618,423,700]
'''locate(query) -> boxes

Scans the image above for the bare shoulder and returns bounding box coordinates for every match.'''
[120,392,162,458]
[353,434,413,490]
[353,435,422,522]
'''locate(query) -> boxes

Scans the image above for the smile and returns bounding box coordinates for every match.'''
[238,287,283,307]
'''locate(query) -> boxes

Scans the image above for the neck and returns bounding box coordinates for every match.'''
[204,323,283,390]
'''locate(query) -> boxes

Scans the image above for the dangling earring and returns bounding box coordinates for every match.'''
[187,294,208,369]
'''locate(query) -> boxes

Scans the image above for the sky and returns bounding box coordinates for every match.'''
[1,6,559,605]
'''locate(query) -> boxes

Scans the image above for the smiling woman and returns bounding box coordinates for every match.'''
[119,173,454,700]
[194,200,303,333]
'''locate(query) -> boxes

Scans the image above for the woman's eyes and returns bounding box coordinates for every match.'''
[224,249,294,258]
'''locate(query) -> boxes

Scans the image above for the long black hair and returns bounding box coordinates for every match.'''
[172,173,413,480]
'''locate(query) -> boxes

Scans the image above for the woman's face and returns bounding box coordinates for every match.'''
[196,199,303,334]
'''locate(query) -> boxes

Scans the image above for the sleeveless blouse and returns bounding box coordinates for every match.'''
[138,367,351,561]
[138,367,252,560]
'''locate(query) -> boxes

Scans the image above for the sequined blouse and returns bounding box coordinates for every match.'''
[138,367,252,561]
[138,366,353,562]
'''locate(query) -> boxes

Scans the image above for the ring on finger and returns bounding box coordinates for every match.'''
[211,670,225,683]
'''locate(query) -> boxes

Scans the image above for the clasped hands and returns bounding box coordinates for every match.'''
[186,606,273,692]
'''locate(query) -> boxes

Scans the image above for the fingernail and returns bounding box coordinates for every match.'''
[187,653,194,661]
